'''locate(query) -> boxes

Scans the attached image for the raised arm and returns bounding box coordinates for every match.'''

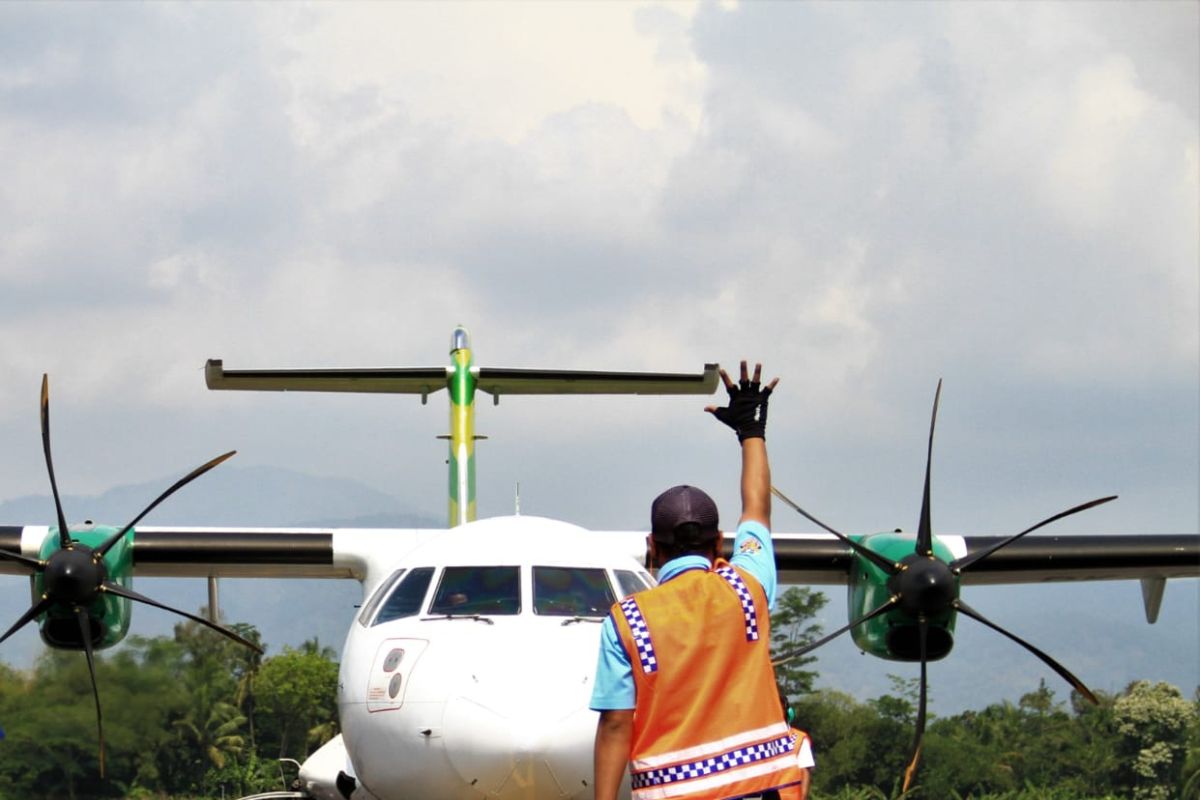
[706,360,779,528]
[739,436,771,528]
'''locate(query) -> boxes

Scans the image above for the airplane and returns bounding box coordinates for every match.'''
[0,326,1195,800]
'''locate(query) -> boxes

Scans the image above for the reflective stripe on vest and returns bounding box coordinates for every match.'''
[713,564,759,641]
[618,597,658,674]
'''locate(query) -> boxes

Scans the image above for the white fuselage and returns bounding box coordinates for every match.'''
[302,516,651,800]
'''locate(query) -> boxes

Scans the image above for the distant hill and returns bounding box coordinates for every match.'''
[1,467,1195,715]
[0,464,442,528]
[0,465,441,671]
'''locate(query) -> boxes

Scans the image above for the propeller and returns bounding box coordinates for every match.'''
[0,374,261,777]
[771,380,1116,792]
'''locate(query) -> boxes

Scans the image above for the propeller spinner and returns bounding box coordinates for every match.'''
[771,381,1114,791]
[0,375,260,777]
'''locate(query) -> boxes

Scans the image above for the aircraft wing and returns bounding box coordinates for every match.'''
[767,531,1199,624]
[4,526,1194,585]
[0,525,437,582]
[768,532,1200,586]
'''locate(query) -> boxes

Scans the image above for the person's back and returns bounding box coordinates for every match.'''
[592,362,807,800]
[611,555,785,793]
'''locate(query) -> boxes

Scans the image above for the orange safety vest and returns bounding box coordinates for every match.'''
[774,729,811,800]
[611,560,805,800]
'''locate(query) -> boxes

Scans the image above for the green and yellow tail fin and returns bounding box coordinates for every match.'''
[206,326,718,527]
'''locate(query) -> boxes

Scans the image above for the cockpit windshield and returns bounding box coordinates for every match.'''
[613,569,652,600]
[429,566,521,616]
[359,569,406,626]
[533,567,615,617]
[374,567,435,625]
[367,563,650,624]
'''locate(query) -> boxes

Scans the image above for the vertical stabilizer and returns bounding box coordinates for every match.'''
[447,327,478,527]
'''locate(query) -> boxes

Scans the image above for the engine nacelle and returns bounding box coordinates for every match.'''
[848,532,959,661]
[34,524,133,650]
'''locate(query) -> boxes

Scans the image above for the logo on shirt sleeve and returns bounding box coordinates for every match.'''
[738,537,762,555]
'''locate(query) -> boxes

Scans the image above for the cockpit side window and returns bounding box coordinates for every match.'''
[613,569,651,600]
[358,569,406,626]
[373,567,435,625]
[533,567,615,617]
[429,566,520,616]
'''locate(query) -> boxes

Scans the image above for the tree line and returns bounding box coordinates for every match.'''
[772,587,1199,800]
[0,619,338,799]
[0,590,1195,799]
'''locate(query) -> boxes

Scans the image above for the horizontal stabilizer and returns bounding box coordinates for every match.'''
[475,365,719,396]
[205,360,451,394]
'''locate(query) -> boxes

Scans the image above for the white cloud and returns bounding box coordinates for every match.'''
[0,1,1193,533]
[267,2,705,148]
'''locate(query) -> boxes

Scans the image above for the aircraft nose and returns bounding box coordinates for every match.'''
[442,669,595,799]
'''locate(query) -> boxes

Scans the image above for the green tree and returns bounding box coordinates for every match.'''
[101,636,191,795]
[872,674,921,727]
[1181,688,1200,800]
[0,650,115,799]
[770,586,828,699]
[200,749,292,798]
[298,637,338,660]
[1113,680,1196,800]
[154,616,258,793]
[794,688,911,793]
[228,622,264,750]
[171,690,247,771]
[254,645,339,760]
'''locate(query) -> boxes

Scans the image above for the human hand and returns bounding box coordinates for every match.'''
[705,361,779,441]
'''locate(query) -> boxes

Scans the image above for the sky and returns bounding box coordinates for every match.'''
[0,2,1196,709]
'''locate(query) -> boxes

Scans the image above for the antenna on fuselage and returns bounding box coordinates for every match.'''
[515,481,521,516]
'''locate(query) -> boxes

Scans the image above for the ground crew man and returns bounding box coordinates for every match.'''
[591,361,806,800]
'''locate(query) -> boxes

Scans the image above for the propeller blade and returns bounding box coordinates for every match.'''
[0,596,55,647]
[951,495,1118,574]
[902,740,924,795]
[954,598,1097,704]
[773,595,899,666]
[915,381,942,557]
[902,616,930,793]
[100,581,262,653]
[75,607,105,778]
[40,375,72,549]
[96,450,237,558]
[771,486,900,576]
[0,548,45,571]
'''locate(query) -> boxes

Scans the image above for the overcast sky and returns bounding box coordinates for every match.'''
[0,1,1196,695]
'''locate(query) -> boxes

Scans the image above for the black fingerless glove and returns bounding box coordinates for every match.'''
[712,375,773,441]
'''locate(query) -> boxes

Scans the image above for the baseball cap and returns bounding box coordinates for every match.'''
[650,485,720,544]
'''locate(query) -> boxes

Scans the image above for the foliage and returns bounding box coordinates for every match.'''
[0,592,1193,800]
[0,623,337,799]
[253,639,340,760]
[1112,680,1196,800]
[770,586,828,700]
[793,677,1192,800]
[1181,688,1200,800]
